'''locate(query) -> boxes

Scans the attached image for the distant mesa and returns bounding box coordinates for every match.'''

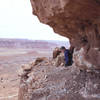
[0,38,69,49]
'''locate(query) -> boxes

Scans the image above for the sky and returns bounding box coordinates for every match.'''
[0,0,69,41]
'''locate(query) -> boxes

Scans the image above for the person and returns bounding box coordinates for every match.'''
[53,46,74,67]
[68,46,74,65]
[60,46,70,67]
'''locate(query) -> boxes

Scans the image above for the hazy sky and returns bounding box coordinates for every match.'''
[0,0,68,41]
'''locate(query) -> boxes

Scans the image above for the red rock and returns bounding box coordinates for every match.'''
[18,1,100,100]
[30,0,100,69]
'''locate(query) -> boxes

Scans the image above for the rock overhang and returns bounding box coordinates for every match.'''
[18,1,100,100]
[30,0,100,69]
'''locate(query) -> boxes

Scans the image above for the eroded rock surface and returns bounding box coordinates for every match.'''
[18,0,100,100]
[30,0,100,69]
[18,58,100,100]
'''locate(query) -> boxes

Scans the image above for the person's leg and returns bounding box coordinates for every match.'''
[55,55,61,67]
[60,55,65,66]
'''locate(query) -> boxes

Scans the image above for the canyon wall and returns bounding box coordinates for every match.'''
[30,0,100,70]
[18,0,100,100]
[0,39,59,49]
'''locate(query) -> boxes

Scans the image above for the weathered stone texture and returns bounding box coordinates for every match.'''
[30,0,100,69]
[18,60,100,100]
[18,0,100,100]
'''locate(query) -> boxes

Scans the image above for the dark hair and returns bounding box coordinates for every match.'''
[60,46,66,50]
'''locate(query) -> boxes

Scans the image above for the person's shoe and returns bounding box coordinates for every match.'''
[64,64,68,67]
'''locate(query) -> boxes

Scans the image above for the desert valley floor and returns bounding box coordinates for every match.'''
[0,48,51,100]
[0,39,69,100]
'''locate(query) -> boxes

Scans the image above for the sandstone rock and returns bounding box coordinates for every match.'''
[18,61,100,100]
[18,64,32,77]
[18,57,49,77]
[22,64,32,71]
[18,0,100,100]
[33,57,48,66]
[30,0,100,69]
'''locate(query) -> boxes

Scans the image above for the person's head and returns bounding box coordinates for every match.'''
[60,46,66,53]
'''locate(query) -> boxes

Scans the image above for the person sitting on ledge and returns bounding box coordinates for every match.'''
[54,46,74,67]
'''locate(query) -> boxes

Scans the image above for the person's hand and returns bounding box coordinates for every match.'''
[61,63,64,66]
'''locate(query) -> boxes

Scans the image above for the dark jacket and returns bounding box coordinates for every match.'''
[64,49,69,65]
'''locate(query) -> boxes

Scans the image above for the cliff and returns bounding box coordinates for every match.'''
[18,0,100,100]
[18,58,100,100]
[30,0,100,69]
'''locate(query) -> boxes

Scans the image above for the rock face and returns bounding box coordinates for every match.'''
[18,0,100,100]
[18,59,100,100]
[30,0,100,69]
